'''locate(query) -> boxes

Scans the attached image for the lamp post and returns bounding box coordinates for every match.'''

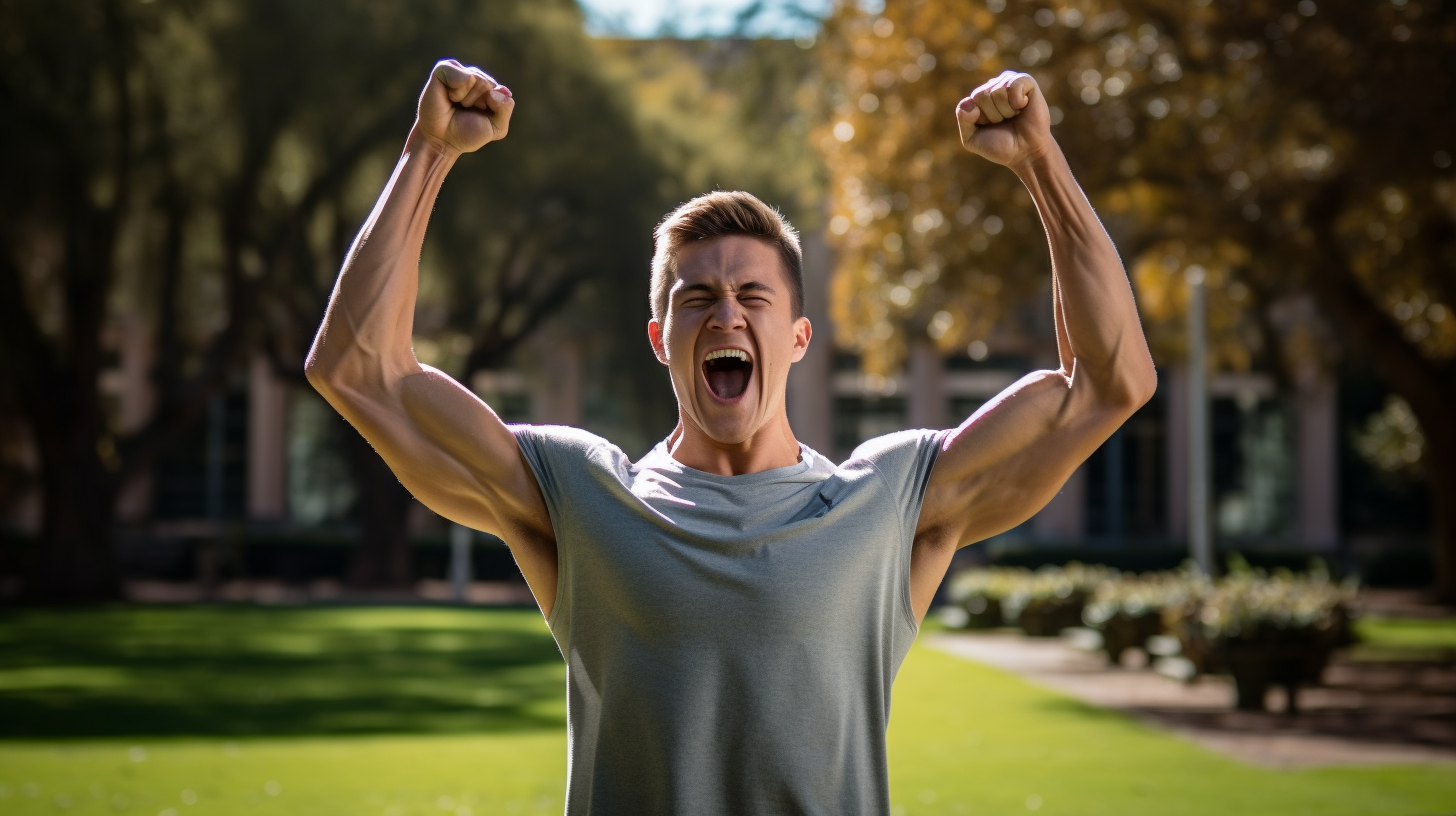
[449,523,472,602]
[1187,266,1213,576]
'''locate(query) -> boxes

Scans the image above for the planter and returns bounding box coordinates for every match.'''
[1223,641,1333,713]
[959,594,1003,629]
[1099,611,1163,665]
[1017,594,1087,637]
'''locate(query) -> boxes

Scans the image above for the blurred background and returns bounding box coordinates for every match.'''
[1,0,1453,814]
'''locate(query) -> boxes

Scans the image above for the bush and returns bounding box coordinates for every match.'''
[1083,568,1209,664]
[942,558,1359,711]
[945,567,1026,628]
[1004,563,1113,637]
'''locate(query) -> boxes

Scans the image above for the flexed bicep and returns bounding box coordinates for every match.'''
[917,369,1123,548]
[323,364,558,614]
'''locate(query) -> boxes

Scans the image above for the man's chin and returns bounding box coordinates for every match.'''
[698,421,756,447]
[690,405,758,446]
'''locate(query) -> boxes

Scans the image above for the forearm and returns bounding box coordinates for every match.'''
[1014,146,1155,404]
[305,128,459,391]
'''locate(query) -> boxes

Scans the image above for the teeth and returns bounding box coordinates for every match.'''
[705,349,750,362]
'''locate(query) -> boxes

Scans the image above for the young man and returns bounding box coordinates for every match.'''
[306,60,1155,816]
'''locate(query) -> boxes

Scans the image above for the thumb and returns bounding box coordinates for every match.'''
[1008,75,1036,111]
[486,86,516,137]
[955,98,982,148]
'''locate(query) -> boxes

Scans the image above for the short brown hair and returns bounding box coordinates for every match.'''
[650,191,803,324]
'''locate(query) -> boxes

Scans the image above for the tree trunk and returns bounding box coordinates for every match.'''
[1430,452,1456,604]
[1300,207,1456,603]
[343,427,415,590]
[22,427,121,603]
[1413,402,1456,603]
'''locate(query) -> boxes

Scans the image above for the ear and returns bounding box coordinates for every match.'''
[790,316,812,363]
[647,318,669,365]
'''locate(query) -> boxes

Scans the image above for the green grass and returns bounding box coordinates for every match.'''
[887,647,1454,816]
[1,607,1452,816]
[1356,616,1456,649]
[0,606,565,737]
[1350,616,1456,662]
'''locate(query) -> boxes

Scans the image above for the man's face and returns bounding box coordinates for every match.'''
[648,235,811,446]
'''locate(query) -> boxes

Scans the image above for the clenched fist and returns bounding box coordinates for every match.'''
[416,59,515,154]
[955,71,1054,168]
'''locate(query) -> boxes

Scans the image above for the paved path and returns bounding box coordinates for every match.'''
[928,631,1456,768]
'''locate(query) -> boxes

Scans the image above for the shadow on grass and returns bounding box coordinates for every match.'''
[0,605,566,739]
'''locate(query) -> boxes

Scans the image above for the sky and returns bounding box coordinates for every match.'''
[576,0,841,39]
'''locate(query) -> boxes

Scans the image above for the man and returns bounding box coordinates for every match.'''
[306,59,1156,815]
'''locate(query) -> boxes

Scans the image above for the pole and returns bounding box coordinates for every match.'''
[1187,266,1213,575]
[449,523,472,603]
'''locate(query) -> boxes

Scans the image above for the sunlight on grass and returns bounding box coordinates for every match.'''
[0,734,566,816]
[1356,616,1456,649]
[888,645,1455,816]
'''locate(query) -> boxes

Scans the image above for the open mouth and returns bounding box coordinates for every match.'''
[702,348,753,402]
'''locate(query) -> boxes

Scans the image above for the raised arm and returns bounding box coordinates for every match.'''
[909,71,1157,616]
[304,60,558,614]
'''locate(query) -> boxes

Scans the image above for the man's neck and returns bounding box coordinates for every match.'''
[666,415,803,477]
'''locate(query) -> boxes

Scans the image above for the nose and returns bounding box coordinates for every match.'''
[706,296,747,333]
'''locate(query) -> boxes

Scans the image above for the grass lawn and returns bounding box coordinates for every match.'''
[1,606,1452,816]
[1353,615,1456,658]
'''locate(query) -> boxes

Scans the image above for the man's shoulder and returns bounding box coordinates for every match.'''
[839,428,947,512]
[510,424,628,469]
[510,422,609,447]
[846,428,946,468]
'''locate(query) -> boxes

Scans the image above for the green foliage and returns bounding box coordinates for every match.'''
[595,38,826,230]
[1082,565,1207,626]
[0,0,684,593]
[1191,561,1355,643]
[947,560,1356,651]
[1351,394,1425,480]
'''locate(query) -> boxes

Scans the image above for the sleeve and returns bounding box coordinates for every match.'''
[510,424,612,636]
[850,428,949,538]
[511,424,563,509]
[850,428,950,633]
[509,423,606,525]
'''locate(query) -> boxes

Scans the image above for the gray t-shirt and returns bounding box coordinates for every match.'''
[513,425,946,816]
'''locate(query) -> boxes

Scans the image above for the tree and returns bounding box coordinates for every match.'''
[819,0,1456,597]
[254,2,674,588]
[596,37,826,229]
[0,0,240,601]
[0,0,671,599]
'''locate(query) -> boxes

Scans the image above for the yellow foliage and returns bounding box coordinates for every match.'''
[817,0,1455,380]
